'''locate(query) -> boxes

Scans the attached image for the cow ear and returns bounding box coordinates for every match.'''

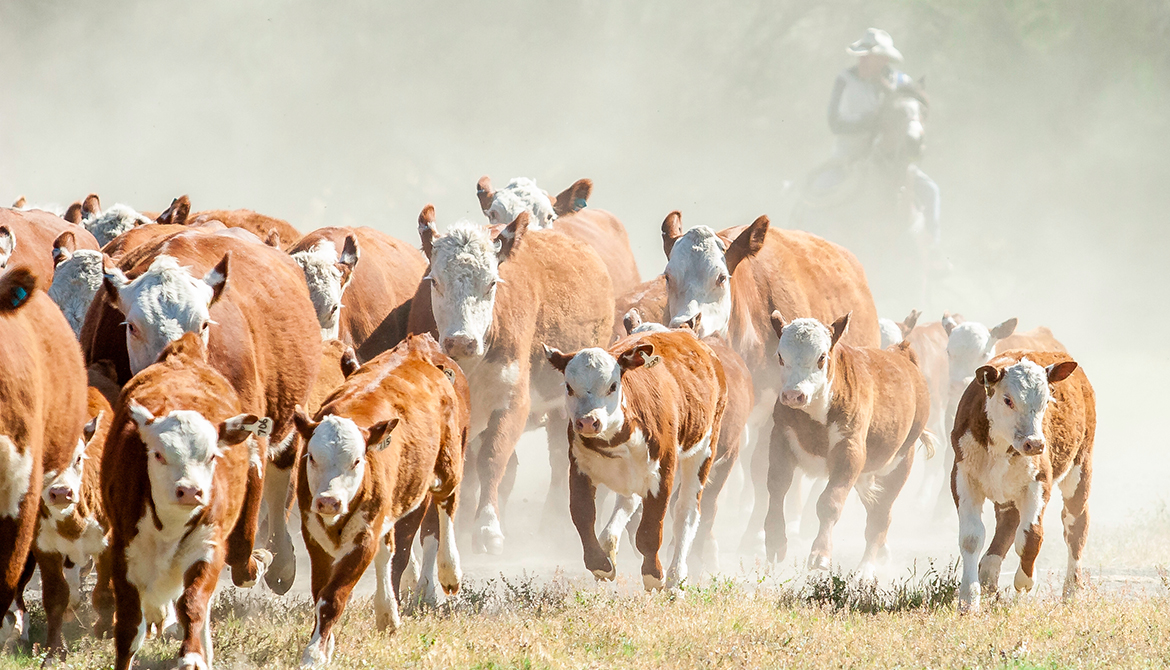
[64,202,84,224]
[989,317,1018,341]
[418,204,438,260]
[494,211,528,262]
[156,195,190,226]
[83,411,104,444]
[974,365,1003,397]
[81,193,101,219]
[11,196,25,208]
[543,344,574,374]
[617,343,657,372]
[0,226,16,268]
[102,263,129,309]
[0,265,36,312]
[622,308,643,335]
[770,310,787,339]
[725,215,768,275]
[203,252,230,307]
[682,311,702,333]
[829,312,851,350]
[293,405,319,438]
[366,417,400,452]
[336,235,360,289]
[476,176,495,213]
[1046,360,1078,384]
[900,309,920,335]
[340,346,360,378]
[553,178,592,217]
[127,399,156,428]
[219,413,273,446]
[52,231,76,267]
[661,211,683,259]
[942,312,958,336]
[264,228,281,248]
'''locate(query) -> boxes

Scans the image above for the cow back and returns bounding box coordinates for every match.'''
[0,208,100,280]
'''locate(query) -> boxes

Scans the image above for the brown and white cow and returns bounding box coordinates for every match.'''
[0,265,88,647]
[545,329,727,590]
[951,350,1094,612]
[477,176,641,296]
[0,207,100,280]
[102,334,273,670]
[622,309,751,573]
[48,231,108,336]
[765,312,929,576]
[189,207,301,250]
[288,226,427,347]
[660,211,881,554]
[84,229,321,594]
[67,193,154,247]
[33,386,112,659]
[293,333,467,667]
[613,276,667,342]
[409,206,614,553]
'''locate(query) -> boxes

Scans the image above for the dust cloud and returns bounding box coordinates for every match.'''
[3,1,1168,588]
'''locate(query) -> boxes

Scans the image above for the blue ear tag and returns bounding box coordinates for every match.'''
[11,286,27,307]
[573,197,587,211]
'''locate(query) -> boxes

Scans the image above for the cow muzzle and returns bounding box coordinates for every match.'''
[174,484,205,506]
[47,485,76,508]
[1016,436,1046,456]
[314,494,343,516]
[780,389,809,408]
[442,333,482,360]
[575,415,604,438]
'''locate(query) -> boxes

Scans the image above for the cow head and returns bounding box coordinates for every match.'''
[81,203,153,248]
[48,232,106,336]
[477,176,557,230]
[128,400,262,521]
[294,409,398,524]
[103,253,229,374]
[975,357,1078,456]
[40,436,90,521]
[544,342,656,439]
[0,226,15,269]
[946,317,1018,392]
[291,236,360,340]
[420,207,527,361]
[661,212,768,339]
[770,311,850,413]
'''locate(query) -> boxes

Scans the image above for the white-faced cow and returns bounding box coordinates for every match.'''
[766,312,929,576]
[294,333,467,668]
[0,265,87,648]
[409,205,614,553]
[71,193,154,247]
[951,350,1094,612]
[48,231,107,336]
[0,206,101,281]
[102,333,273,670]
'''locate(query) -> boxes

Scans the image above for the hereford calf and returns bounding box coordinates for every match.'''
[952,350,1094,612]
[545,330,727,590]
[765,312,929,576]
[294,333,467,668]
[103,334,273,670]
[0,265,87,647]
[72,194,154,247]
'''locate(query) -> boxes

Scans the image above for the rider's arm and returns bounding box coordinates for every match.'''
[827,73,878,135]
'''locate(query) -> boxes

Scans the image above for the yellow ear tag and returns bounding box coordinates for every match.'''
[644,355,662,368]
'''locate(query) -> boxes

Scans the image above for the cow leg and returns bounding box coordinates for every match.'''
[416,506,441,607]
[229,437,273,588]
[1059,464,1090,599]
[301,537,379,668]
[263,461,297,594]
[694,443,739,575]
[456,436,481,538]
[1013,481,1049,593]
[979,503,1020,595]
[740,413,772,554]
[541,409,571,530]
[10,552,34,650]
[373,533,401,633]
[435,492,462,596]
[392,498,428,606]
[568,452,611,579]
[93,545,116,639]
[110,539,145,670]
[808,438,865,571]
[636,460,675,592]
[763,424,797,564]
[176,556,223,670]
[498,451,518,536]
[36,551,70,660]
[600,494,642,572]
[667,452,708,589]
[954,469,987,612]
[856,448,915,579]
[0,489,38,650]
[474,398,529,555]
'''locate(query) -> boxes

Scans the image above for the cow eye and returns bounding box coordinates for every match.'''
[126,323,137,337]
[307,453,316,466]
[352,458,360,469]
[608,382,617,395]
[151,451,166,465]
[1004,395,1014,409]
[200,320,210,333]
[818,354,827,369]
[485,280,497,297]
[566,385,575,397]
[430,279,443,296]
[716,273,728,287]
[777,354,784,366]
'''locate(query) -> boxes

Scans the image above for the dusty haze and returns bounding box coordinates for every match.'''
[3,1,1167,585]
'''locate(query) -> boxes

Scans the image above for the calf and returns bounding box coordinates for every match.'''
[409,206,613,553]
[765,312,929,576]
[289,226,427,347]
[545,329,727,590]
[103,334,272,670]
[952,350,1094,612]
[0,265,88,647]
[48,231,107,336]
[294,333,467,667]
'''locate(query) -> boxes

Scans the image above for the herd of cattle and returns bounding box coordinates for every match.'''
[0,177,1096,668]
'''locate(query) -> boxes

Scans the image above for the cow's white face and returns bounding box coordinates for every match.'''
[292,239,361,341]
[776,318,833,411]
[48,249,104,336]
[303,416,371,523]
[41,439,87,521]
[82,204,152,247]
[561,348,626,439]
[663,227,730,339]
[129,404,222,520]
[428,222,501,361]
[981,359,1054,456]
[106,255,224,374]
[947,322,1000,389]
[485,179,556,230]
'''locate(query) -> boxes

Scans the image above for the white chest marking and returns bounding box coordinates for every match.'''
[305,509,385,561]
[36,518,107,567]
[124,515,216,627]
[786,426,828,478]
[957,432,1038,505]
[572,427,662,498]
[0,437,33,519]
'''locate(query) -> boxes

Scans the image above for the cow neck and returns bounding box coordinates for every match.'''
[727,262,767,367]
[822,346,858,427]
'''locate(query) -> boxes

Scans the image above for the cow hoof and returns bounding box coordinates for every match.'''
[438,570,461,597]
[642,574,665,592]
[401,554,421,595]
[958,582,981,613]
[807,553,831,572]
[1014,569,1034,593]
[591,567,616,582]
[265,558,296,595]
[857,562,877,581]
[738,530,766,557]
[177,651,209,670]
[301,641,332,669]
[978,555,1003,592]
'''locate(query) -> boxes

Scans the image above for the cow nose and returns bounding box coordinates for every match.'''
[1019,437,1045,456]
[315,495,342,516]
[781,390,808,407]
[442,334,478,359]
[575,416,601,436]
[48,485,75,507]
[174,485,203,505]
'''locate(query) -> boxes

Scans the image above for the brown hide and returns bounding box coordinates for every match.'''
[613,276,667,342]
[0,265,87,639]
[0,208,100,279]
[996,326,1066,354]
[289,226,427,350]
[551,208,641,296]
[101,224,188,259]
[903,320,950,434]
[308,339,350,415]
[190,209,301,249]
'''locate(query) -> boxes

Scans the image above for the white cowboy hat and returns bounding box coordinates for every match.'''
[846,28,903,62]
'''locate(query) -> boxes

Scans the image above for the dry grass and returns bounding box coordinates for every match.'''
[4,566,1170,669]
